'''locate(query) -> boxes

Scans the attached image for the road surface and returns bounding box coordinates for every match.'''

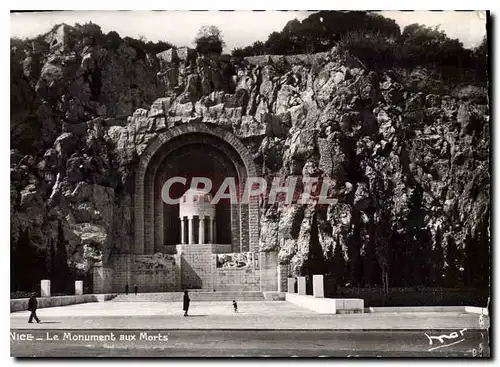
[11,329,490,357]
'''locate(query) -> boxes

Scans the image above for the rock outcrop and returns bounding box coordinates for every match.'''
[10,24,489,288]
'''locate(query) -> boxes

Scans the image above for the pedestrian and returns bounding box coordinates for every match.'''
[183,290,190,317]
[232,300,238,313]
[125,283,129,295]
[28,292,40,324]
[134,284,138,295]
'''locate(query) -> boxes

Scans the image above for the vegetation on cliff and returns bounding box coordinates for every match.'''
[232,11,487,84]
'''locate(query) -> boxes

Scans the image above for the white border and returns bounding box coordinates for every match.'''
[2,2,497,366]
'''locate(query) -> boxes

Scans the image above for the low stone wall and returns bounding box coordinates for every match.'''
[286,293,364,314]
[105,253,179,293]
[214,267,260,291]
[93,250,280,293]
[326,285,489,307]
[263,291,286,301]
[365,306,489,315]
[10,294,116,313]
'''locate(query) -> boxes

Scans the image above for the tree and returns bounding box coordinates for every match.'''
[301,212,326,276]
[346,211,363,287]
[430,229,445,286]
[473,36,488,80]
[76,22,103,46]
[332,239,346,285]
[194,25,225,55]
[265,32,287,55]
[281,19,305,54]
[11,229,45,293]
[445,235,459,287]
[53,221,70,294]
[251,41,266,55]
[11,229,32,291]
[399,23,470,70]
[104,31,122,50]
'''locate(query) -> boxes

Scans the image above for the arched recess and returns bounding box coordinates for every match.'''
[153,143,242,250]
[134,123,259,255]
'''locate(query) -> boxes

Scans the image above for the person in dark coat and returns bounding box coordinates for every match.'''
[28,292,40,324]
[232,300,238,313]
[134,284,138,295]
[125,283,129,295]
[183,290,190,316]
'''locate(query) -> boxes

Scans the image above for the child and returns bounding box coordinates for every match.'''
[232,300,238,313]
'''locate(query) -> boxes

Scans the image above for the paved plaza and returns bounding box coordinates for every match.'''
[10,300,487,330]
[10,300,490,357]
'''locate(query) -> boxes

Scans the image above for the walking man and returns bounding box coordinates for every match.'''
[134,284,138,295]
[125,283,129,295]
[183,290,190,317]
[232,300,238,313]
[28,292,40,324]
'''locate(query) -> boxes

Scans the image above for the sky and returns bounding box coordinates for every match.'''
[10,10,487,53]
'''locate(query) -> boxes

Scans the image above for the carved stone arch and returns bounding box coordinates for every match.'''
[134,123,259,255]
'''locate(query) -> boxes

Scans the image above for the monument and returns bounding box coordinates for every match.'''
[93,124,282,293]
[179,188,216,245]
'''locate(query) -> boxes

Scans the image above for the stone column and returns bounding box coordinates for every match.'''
[287,278,296,293]
[208,218,213,244]
[41,280,51,297]
[297,276,306,295]
[75,280,83,295]
[199,217,205,244]
[212,219,216,244]
[188,217,193,244]
[180,217,185,244]
[313,274,325,298]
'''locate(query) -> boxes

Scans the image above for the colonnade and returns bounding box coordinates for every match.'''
[179,216,216,244]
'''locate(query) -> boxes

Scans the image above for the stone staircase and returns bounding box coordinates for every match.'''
[111,291,266,302]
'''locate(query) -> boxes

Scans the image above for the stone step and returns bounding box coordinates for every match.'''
[111,291,266,302]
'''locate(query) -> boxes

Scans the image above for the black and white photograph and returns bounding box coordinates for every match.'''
[8,8,491,358]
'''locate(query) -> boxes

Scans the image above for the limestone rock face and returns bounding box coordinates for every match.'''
[10,24,489,283]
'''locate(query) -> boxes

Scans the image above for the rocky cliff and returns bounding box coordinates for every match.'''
[11,24,490,290]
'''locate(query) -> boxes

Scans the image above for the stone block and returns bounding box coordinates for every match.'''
[41,279,51,297]
[297,276,306,295]
[75,280,83,295]
[287,277,296,293]
[313,274,324,298]
[285,293,364,314]
[336,299,365,313]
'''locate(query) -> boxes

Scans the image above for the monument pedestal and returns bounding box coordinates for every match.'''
[41,279,51,297]
[75,280,83,295]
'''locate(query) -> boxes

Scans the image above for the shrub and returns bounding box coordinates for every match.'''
[10,291,32,299]
[75,22,104,46]
[194,25,225,55]
[123,36,174,59]
[104,30,122,50]
[339,31,397,70]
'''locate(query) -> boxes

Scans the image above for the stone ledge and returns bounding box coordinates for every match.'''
[365,306,489,315]
[263,291,286,301]
[10,294,117,313]
[286,293,364,314]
